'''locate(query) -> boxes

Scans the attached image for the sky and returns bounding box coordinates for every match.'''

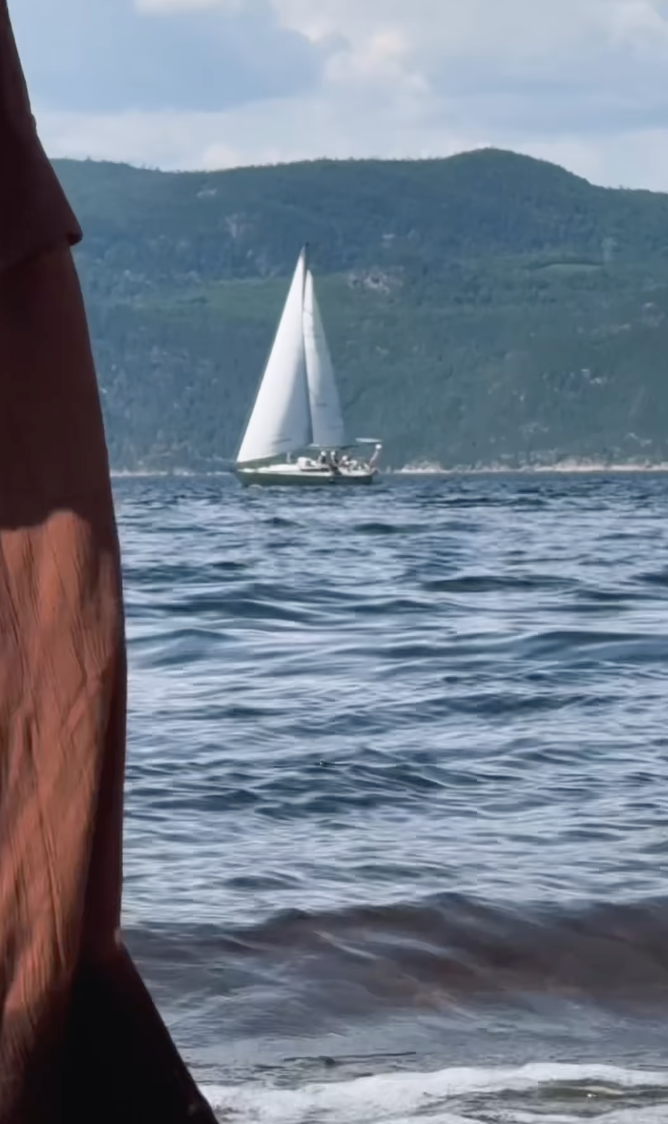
[10,0,668,190]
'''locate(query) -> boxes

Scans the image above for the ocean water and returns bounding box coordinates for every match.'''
[115,473,668,1123]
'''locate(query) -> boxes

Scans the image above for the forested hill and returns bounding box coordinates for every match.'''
[53,148,668,470]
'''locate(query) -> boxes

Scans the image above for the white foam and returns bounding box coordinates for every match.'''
[201,1063,668,1124]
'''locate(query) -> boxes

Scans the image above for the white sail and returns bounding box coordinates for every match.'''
[303,269,346,449]
[237,251,311,464]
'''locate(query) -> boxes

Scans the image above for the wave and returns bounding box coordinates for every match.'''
[202,1063,668,1124]
[126,895,668,1020]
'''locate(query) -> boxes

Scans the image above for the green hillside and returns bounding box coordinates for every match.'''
[54,149,668,470]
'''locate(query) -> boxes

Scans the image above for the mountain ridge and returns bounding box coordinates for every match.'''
[52,148,668,470]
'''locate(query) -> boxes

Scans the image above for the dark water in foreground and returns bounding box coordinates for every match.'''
[116,473,668,1122]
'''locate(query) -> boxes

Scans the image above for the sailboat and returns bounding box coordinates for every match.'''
[235,247,382,487]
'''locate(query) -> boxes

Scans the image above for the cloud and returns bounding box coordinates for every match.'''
[11,0,322,113]
[12,0,668,189]
[268,0,668,136]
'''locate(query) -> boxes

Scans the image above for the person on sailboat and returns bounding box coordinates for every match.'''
[0,4,216,1121]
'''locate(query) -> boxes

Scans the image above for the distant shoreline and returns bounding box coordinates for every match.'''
[110,463,668,478]
[394,461,668,475]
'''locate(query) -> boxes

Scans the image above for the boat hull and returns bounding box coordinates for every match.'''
[236,464,376,487]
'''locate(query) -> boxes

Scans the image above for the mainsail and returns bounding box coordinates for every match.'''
[303,269,346,449]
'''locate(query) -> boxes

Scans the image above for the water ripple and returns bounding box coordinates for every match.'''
[114,472,668,1100]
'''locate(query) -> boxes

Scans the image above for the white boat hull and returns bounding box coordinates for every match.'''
[236,462,377,487]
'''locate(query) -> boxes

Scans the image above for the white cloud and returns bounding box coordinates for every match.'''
[18,0,668,189]
[12,0,322,114]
